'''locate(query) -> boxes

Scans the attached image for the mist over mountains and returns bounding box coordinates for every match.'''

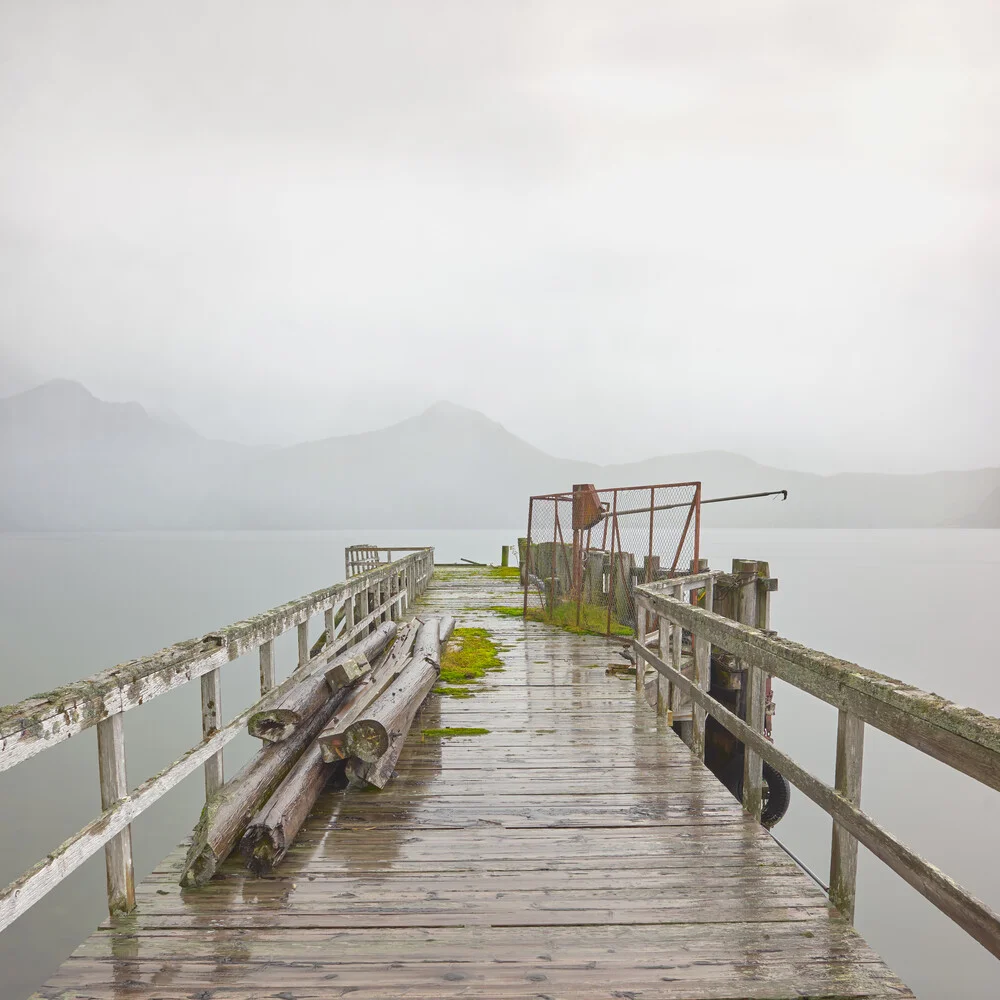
[1,380,997,530]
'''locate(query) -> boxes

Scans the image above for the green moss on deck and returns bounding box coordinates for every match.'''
[431,626,507,699]
[421,727,491,739]
[487,566,521,579]
[433,685,475,699]
[489,603,633,638]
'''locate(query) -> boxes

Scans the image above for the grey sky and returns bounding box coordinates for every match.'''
[1,1,996,473]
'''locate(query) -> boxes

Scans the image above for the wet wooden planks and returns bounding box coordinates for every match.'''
[33,566,913,999]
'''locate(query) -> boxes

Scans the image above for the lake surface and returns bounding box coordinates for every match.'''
[1,528,998,998]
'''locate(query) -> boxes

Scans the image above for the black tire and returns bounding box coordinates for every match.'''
[760,763,791,828]
[722,756,792,829]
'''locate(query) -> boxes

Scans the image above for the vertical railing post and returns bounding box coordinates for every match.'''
[297,620,309,668]
[389,569,398,621]
[324,605,335,649]
[734,559,764,821]
[656,608,669,718]
[259,639,275,695]
[635,602,647,694]
[96,714,135,915]
[200,667,223,798]
[691,573,713,760]
[830,709,865,922]
[345,591,356,645]
[669,585,682,727]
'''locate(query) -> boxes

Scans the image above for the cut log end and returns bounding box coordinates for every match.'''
[247,708,300,743]
[179,846,220,888]
[344,718,390,763]
[240,825,284,877]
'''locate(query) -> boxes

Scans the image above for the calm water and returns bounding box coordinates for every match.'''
[0,528,997,997]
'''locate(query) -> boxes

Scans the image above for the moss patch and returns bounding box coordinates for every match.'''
[489,603,632,638]
[439,627,505,687]
[421,727,491,739]
[433,685,475,699]
[487,565,521,579]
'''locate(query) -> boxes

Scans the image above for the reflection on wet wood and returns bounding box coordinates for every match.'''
[33,566,913,999]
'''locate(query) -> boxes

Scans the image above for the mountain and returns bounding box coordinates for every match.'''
[954,487,1000,528]
[0,380,250,529]
[2,385,998,530]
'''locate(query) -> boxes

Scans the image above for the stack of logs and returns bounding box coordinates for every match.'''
[179,614,454,885]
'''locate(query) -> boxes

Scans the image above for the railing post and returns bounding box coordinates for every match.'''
[635,602,646,693]
[259,639,275,695]
[200,668,224,798]
[389,570,398,621]
[830,709,865,922]
[669,586,682,727]
[346,592,356,646]
[324,605,335,648]
[297,620,309,668]
[96,714,135,915]
[691,574,713,759]
[657,610,669,718]
[360,587,371,634]
[734,559,764,821]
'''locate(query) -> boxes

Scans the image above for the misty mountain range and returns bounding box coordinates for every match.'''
[1,379,997,531]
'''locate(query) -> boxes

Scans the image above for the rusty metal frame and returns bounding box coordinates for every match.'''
[523,481,703,638]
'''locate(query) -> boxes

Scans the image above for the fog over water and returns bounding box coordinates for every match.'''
[1,3,998,998]
[1,529,998,998]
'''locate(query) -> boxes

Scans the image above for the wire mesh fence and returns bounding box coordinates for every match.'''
[521,482,701,635]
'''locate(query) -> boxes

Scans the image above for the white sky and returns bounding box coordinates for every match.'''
[1,1,997,473]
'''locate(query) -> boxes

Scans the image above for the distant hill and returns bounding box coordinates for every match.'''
[1,383,998,530]
[0,380,250,529]
[953,487,1000,528]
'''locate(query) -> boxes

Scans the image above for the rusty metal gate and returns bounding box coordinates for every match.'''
[521,482,702,635]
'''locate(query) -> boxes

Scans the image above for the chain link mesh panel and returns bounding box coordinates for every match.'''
[522,483,701,635]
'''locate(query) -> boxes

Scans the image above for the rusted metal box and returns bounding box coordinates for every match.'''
[571,484,604,531]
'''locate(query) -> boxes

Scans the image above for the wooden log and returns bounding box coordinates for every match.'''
[316,623,420,762]
[239,740,339,875]
[345,621,442,788]
[246,625,394,742]
[339,619,442,763]
[439,615,456,644]
[344,662,438,789]
[178,624,397,887]
[180,696,337,887]
[326,654,371,690]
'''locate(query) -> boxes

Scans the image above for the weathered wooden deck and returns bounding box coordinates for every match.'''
[35,566,912,999]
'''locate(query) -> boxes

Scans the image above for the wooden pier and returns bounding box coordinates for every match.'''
[13,562,919,999]
[4,548,1000,997]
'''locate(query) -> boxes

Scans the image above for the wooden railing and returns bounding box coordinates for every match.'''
[346,545,431,578]
[0,547,434,932]
[633,558,1000,961]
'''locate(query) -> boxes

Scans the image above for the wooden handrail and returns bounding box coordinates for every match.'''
[633,570,1000,961]
[635,587,1000,787]
[0,547,435,933]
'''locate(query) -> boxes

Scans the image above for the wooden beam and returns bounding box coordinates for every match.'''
[96,714,134,916]
[200,668,223,799]
[733,560,763,821]
[635,587,1000,791]
[0,554,430,771]
[258,640,275,696]
[632,636,1000,960]
[830,709,865,922]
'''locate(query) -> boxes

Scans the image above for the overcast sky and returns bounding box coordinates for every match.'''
[0,1,996,473]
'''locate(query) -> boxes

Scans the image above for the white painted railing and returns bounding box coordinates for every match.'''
[633,559,1000,960]
[0,547,434,931]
